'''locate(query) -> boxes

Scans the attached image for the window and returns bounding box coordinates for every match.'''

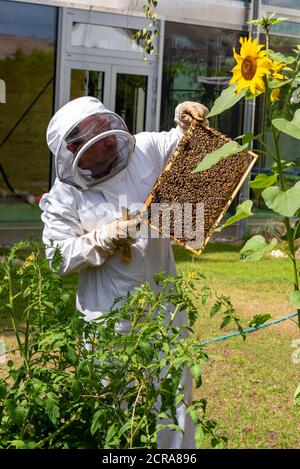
[262,0,300,9]
[0,0,57,222]
[161,22,245,138]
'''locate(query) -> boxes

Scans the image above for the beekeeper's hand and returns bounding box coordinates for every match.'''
[175,101,209,130]
[95,218,138,255]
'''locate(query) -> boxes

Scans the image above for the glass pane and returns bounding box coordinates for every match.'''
[161,22,245,139]
[71,23,144,53]
[0,1,57,223]
[70,69,104,101]
[161,22,246,218]
[270,21,300,37]
[262,0,300,9]
[115,74,147,134]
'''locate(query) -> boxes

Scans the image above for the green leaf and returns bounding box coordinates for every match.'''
[262,182,300,217]
[0,380,7,399]
[267,50,295,64]
[91,410,102,436]
[235,132,254,145]
[248,313,272,328]
[105,423,118,447]
[191,364,202,388]
[289,291,300,309]
[210,303,221,318]
[207,84,247,118]
[268,78,292,89]
[271,160,295,173]
[194,424,205,449]
[44,392,60,425]
[216,200,254,232]
[272,109,300,140]
[249,174,278,190]
[193,141,248,173]
[240,235,277,261]
[220,316,231,329]
[9,440,26,449]
[5,400,28,426]
[175,393,185,405]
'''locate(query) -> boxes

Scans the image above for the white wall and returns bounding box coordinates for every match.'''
[11,0,250,29]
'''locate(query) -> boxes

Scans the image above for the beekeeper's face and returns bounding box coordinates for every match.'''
[66,115,118,179]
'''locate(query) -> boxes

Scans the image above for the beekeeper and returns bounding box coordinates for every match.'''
[40,96,208,448]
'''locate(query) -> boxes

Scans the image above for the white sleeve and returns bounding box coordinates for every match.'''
[134,126,183,172]
[40,189,111,275]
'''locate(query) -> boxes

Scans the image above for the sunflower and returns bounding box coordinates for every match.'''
[270,88,281,103]
[230,36,271,95]
[270,60,285,80]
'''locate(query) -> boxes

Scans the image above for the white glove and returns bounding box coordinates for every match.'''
[95,219,139,255]
[174,101,209,130]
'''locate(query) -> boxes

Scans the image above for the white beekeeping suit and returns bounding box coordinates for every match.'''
[40,96,208,449]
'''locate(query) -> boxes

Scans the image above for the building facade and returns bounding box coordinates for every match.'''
[0,0,300,243]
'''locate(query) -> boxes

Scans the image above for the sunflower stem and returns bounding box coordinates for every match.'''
[264,30,300,329]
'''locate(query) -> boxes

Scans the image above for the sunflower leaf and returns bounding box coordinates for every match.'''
[262,181,300,217]
[249,173,278,189]
[215,200,254,232]
[192,141,248,173]
[268,78,292,89]
[207,84,247,118]
[267,50,295,64]
[272,109,300,139]
[289,291,300,309]
[240,235,277,261]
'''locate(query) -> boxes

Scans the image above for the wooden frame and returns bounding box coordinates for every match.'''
[139,121,258,256]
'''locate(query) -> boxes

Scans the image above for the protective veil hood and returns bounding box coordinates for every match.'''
[47,96,135,190]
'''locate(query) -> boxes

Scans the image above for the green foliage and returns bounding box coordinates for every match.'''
[0,240,226,449]
[248,13,288,34]
[132,1,159,56]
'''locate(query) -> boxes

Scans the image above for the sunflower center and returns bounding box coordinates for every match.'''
[241,56,257,80]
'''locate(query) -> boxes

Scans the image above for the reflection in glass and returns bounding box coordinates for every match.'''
[262,0,300,9]
[0,1,57,222]
[161,22,247,216]
[71,23,143,53]
[161,22,245,140]
[115,74,147,134]
[70,69,104,101]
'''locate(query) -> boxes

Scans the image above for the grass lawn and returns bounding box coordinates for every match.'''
[173,243,300,449]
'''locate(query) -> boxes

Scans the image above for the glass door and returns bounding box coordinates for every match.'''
[114,72,148,134]
[65,61,111,109]
[111,65,154,133]
[65,62,154,132]
[70,69,105,102]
